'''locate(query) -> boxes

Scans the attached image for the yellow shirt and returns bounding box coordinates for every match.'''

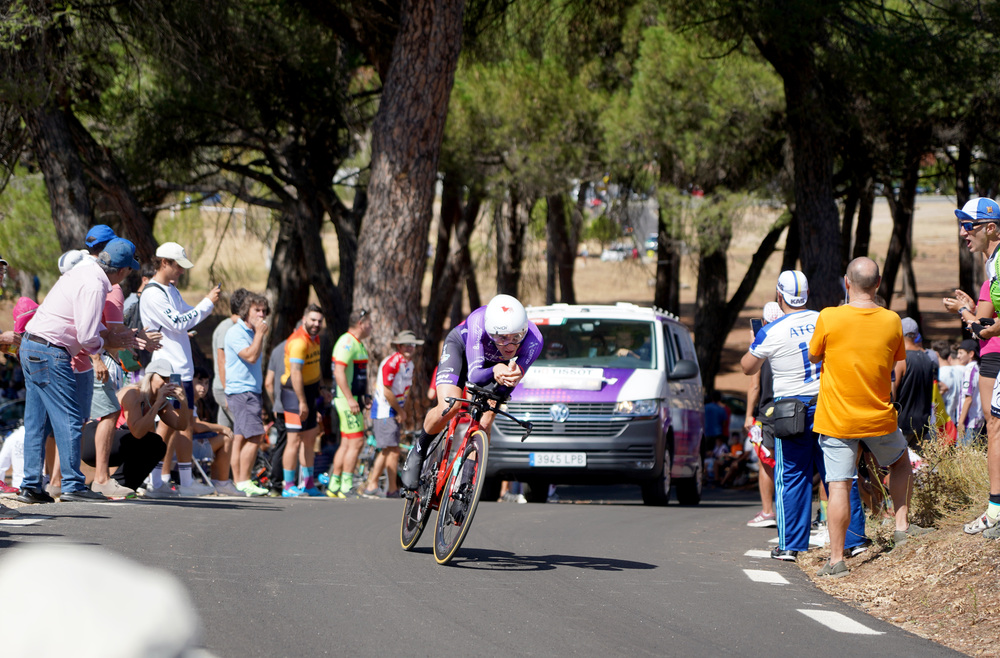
[809,305,905,438]
[281,325,321,387]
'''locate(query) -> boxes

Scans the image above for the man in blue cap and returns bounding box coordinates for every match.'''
[944,198,1000,538]
[18,237,139,504]
[84,224,117,250]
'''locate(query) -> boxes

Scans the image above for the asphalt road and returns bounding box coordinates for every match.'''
[0,485,959,658]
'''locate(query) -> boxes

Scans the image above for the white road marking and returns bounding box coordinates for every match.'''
[0,517,48,526]
[744,549,773,558]
[743,569,789,585]
[798,609,884,635]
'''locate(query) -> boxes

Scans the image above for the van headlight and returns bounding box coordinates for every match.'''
[614,399,660,417]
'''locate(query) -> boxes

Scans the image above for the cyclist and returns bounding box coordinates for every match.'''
[400,294,543,490]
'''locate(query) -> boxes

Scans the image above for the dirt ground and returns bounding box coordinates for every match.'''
[0,195,989,654]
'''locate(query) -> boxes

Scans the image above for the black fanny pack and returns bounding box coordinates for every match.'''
[761,397,816,438]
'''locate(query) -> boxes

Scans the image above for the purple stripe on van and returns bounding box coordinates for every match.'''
[510,368,634,403]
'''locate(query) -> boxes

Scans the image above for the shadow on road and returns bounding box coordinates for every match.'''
[445,548,658,572]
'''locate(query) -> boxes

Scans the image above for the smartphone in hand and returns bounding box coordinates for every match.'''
[751,318,763,336]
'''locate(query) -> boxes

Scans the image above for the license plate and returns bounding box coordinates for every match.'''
[529,452,586,467]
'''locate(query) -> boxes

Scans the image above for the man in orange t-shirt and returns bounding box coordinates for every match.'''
[279,304,326,496]
[808,257,932,578]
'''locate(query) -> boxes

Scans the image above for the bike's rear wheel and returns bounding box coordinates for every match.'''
[400,443,441,550]
[433,429,488,565]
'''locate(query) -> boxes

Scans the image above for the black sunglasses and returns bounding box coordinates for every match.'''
[960,220,989,231]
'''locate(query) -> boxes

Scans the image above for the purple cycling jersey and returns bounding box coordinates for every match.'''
[460,305,543,387]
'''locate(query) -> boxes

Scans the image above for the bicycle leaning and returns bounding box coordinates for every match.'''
[399,383,532,565]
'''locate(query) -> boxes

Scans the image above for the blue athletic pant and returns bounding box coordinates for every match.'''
[774,400,866,552]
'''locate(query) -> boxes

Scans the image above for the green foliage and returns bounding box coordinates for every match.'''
[0,170,60,283]
[585,213,620,248]
[658,187,756,257]
[604,22,785,195]
[529,197,548,241]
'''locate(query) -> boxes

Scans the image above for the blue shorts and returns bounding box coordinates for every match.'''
[819,429,908,482]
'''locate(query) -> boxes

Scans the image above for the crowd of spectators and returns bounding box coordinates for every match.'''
[733,197,1000,578]
[0,226,425,519]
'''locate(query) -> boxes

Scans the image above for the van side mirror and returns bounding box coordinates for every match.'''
[669,359,699,380]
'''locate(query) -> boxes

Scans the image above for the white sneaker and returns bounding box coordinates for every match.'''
[964,510,998,535]
[213,481,243,497]
[176,481,216,497]
[143,483,178,499]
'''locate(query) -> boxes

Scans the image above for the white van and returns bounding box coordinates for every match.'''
[486,303,705,505]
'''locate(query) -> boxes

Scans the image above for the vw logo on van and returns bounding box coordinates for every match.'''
[549,403,570,423]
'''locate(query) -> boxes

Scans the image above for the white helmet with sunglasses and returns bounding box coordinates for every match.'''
[484,294,528,344]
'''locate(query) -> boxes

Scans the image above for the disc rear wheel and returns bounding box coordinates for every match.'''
[400,446,441,550]
[433,430,488,565]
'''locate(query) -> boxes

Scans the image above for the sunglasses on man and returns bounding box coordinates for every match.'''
[960,220,990,231]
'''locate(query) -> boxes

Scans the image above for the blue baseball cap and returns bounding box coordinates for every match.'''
[97,238,141,271]
[84,224,117,248]
[955,198,1000,222]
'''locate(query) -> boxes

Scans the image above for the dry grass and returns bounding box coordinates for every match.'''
[801,438,1000,655]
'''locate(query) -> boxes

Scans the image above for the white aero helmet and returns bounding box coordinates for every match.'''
[484,294,528,341]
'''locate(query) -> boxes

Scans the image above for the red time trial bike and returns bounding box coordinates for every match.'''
[400,382,533,565]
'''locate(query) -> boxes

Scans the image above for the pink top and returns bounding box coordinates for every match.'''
[977,280,1000,356]
[25,259,110,361]
[12,297,39,333]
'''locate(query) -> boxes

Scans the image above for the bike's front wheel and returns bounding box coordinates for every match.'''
[433,429,488,565]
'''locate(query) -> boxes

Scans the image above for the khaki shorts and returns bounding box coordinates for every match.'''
[819,429,907,482]
[90,377,121,420]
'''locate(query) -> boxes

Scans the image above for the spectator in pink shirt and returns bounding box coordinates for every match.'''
[17,238,140,504]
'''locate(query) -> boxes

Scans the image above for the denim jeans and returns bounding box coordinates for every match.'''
[20,340,92,493]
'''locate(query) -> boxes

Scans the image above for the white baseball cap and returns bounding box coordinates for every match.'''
[776,270,809,307]
[762,301,783,323]
[58,249,88,274]
[155,242,194,269]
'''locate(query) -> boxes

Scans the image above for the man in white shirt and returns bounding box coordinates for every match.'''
[139,242,220,497]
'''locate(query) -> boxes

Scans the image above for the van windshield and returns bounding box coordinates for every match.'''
[537,319,655,370]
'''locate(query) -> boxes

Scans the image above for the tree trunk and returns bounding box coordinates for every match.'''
[754,39,842,309]
[496,190,529,296]
[545,192,574,304]
[352,0,465,364]
[425,184,481,364]
[695,214,787,395]
[65,110,158,261]
[23,103,92,251]
[653,201,681,315]
[840,185,858,273]
[329,189,363,314]
[556,193,577,303]
[296,198,349,338]
[853,179,874,260]
[694,232,731,396]
[786,107,842,309]
[265,215,311,352]
[879,138,924,309]
[780,211,800,272]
